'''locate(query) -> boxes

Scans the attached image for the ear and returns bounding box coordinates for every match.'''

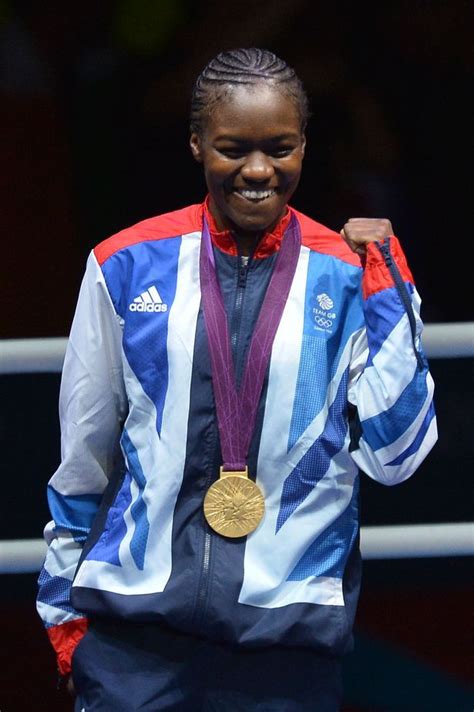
[190,133,203,163]
[301,134,306,158]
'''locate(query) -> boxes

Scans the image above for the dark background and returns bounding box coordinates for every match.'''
[1,1,473,710]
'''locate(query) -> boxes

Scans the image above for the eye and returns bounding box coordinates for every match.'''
[217,147,247,159]
[216,144,296,159]
[270,147,295,158]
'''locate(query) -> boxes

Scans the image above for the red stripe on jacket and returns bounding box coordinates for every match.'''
[94,204,203,266]
[363,236,415,300]
[47,617,89,676]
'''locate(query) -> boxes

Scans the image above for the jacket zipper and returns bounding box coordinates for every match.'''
[194,400,219,631]
[194,254,250,630]
[195,531,211,627]
[231,255,250,354]
[376,239,424,370]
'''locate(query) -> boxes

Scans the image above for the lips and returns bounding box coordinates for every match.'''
[234,188,276,202]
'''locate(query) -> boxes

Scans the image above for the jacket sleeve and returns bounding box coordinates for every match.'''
[347,236,437,485]
[37,251,127,675]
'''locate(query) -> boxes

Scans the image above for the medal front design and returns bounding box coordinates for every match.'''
[204,472,265,538]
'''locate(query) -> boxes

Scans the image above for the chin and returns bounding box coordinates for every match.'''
[232,217,274,235]
[229,207,283,234]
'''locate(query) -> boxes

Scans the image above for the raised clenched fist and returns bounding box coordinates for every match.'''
[341,217,394,256]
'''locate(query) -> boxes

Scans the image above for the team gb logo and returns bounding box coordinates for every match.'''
[316,293,334,310]
[313,292,336,333]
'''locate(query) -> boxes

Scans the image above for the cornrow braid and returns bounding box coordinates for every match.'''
[190,48,309,135]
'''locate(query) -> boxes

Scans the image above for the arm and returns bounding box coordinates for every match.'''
[37,252,127,675]
[343,219,437,484]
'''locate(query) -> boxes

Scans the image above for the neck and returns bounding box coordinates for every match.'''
[204,196,289,258]
[232,231,263,257]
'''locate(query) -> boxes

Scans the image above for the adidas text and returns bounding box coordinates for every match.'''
[129,302,168,313]
[129,285,168,313]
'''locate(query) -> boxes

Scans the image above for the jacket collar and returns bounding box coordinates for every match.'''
[202,196,292,259]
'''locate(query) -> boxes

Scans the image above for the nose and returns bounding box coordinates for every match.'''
[241,151,274,183]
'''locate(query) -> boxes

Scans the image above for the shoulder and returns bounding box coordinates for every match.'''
[94,204,203,266]
[291,208,362,268]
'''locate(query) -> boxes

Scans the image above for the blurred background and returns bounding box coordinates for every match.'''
[1,1,473,709]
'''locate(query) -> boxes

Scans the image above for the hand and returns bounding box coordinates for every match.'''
[341,218,393,256]
[66,674,75,697]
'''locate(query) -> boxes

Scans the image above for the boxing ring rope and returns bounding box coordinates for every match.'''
[1,523,473,574]
[1,322,473,374]
[1,323,473,574]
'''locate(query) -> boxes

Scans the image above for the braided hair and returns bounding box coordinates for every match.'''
[190,48,309,135]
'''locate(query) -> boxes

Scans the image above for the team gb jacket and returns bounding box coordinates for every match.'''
[37,201,437,676]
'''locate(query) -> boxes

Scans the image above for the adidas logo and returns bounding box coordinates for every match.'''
[129,285,168,313]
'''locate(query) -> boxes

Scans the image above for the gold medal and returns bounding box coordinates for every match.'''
[203,466,265,538]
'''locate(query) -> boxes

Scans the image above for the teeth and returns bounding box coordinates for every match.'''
[237,189,275,200]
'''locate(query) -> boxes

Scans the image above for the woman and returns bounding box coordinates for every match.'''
[38,48,437,711]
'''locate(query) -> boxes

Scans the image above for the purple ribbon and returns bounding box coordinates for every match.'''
[200,215,301,471]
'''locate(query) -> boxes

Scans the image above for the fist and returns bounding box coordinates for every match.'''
[341,218,393,256]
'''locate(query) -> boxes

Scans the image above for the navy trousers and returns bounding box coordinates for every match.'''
[72,619,343,711]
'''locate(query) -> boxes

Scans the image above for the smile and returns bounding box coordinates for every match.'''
[234,189,276,202]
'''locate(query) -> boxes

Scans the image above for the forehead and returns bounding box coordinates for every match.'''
[204,83,302,140]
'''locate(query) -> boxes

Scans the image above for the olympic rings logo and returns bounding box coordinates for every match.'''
[314,317,333,329]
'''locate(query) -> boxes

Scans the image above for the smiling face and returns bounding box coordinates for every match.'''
[190,83,305,251]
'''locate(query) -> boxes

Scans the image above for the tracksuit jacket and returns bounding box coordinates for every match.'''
[37,200,437,676]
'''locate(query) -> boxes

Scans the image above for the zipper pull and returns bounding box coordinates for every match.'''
[238,255,249,288]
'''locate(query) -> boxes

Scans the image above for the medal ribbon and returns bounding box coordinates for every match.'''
[200,214,301,471]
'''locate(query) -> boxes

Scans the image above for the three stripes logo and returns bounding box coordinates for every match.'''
[129,285,168,313]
